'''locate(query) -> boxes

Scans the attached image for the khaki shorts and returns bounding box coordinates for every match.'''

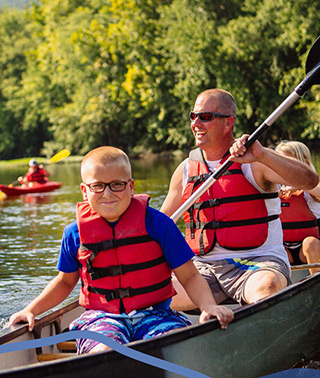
[194,256,291,305]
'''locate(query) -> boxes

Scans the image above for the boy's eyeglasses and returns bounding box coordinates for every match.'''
[189,111,231,122]
[84,180,131,193]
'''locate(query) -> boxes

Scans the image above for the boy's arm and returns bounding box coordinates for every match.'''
[9,271,79,332]
[173,260,234,329]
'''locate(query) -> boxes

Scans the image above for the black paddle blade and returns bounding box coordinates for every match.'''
[306,34,320,84]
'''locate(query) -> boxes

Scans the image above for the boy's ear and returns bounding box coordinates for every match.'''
[80,183,88,200]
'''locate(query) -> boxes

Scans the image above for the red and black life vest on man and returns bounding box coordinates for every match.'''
[77,194,175,314]
[280,192,320,243]
[182,148,279,255]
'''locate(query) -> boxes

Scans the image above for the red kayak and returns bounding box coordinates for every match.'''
[0,181,62,196]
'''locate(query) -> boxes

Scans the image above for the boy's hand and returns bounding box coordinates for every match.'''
[199,304,234,330]
[9,310,35,332]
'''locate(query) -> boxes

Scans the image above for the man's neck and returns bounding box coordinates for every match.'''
[201,138,234,161]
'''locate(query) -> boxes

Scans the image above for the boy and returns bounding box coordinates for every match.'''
[9,146,233,354]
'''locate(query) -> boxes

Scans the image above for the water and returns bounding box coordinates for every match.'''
[0,157,181,328]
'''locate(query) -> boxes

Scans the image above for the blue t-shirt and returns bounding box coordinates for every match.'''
[57,206,194,273]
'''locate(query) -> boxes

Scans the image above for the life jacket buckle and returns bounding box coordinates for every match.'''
[210,220,222,229]
[118,287,130,299]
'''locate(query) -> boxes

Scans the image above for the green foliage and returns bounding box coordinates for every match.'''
[0,0,319,159]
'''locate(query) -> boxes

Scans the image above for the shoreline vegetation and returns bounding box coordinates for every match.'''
[0,1,319,161]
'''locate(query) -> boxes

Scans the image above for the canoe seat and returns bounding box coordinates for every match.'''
[37,352,76,362]
[37,341,77,361]
[57,341,77,352]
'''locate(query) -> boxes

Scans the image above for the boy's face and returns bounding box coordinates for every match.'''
[80,162,134,222]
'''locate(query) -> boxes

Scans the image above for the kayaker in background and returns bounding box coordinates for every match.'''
[9,146,233,355]
[161,88,319,310]
[18,159,50,186]
[276,140,320,275]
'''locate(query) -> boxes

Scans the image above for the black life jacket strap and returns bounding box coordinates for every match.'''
[282,219,319,230]
[194,214,278,255]
[80,234,153,253]
[80,234,153,272]
[193,191,278,210]
[188,214,279,231]
[89,256,166,280]
[87,277,172,302]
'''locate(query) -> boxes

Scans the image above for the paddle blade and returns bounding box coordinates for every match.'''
[306,34,320,84]
[48,149,70,164]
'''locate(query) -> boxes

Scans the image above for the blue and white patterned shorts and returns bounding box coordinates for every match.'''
[69,308,191,354]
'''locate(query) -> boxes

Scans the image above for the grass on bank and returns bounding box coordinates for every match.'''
[0,155,83,167]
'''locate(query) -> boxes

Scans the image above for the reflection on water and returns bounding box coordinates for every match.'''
[0,158,181,327]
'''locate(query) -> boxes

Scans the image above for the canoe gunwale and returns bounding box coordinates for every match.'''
[0,301,79,345]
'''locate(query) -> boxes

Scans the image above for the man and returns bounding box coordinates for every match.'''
[161,89,318,309]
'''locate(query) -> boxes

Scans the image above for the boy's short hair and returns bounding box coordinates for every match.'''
[81,146,131,180]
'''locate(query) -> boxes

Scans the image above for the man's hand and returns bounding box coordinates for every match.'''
[229,135,265,164]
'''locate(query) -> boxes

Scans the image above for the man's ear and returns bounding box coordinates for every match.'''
[226,116,235,132]
[80,183,88,201]
[130,179,135,196]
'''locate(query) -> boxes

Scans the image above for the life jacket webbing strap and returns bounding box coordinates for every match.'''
[87,277,172,302]
[89,256,166,280]
[196,214,279,256]
[80,234,153,272]
[282,219,319,230]
[80,234,153,253]
[193,191,279,210]
[187,214,279,231]
[187,169,243,184]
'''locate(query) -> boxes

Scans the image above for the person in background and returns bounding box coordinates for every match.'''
[160,88,319,310]
[276,140,320,275]
[18,159,50,186]
[9,146,233,355]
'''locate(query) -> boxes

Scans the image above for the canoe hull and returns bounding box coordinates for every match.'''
[0,182,62,196]
[1,273,320,377]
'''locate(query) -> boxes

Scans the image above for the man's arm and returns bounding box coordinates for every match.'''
[230,135,319,192]
[9,271,79,331]
[173,260,234,329]
[160,161,185,218]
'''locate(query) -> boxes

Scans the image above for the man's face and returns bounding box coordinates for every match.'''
[80,162,134,222]
[191,94,231,150]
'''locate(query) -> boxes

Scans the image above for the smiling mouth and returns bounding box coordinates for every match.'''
[195,130,206,137]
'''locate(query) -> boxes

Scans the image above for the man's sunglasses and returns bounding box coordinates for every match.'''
[84,180,131,193]
[189,111,231,122]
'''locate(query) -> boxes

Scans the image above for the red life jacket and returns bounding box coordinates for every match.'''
[280,192,320,243]
[77,194,175,314]
[182,148,279,255]
[26,168,47,184]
